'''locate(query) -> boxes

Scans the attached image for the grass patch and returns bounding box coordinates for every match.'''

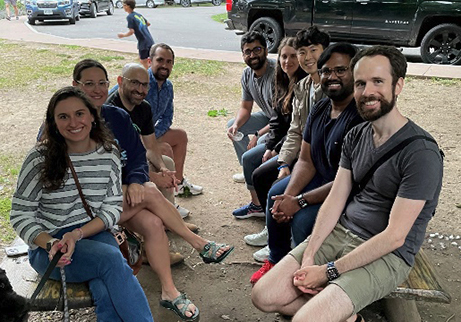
[0,155,22,243]
[211,13,227,23]
[431,77,461,86]
[172,58,227,79]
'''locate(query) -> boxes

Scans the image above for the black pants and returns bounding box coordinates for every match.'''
[252,157,297,212]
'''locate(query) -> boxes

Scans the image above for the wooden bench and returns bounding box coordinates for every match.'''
[383,249,451,322]
[0,238,92,311]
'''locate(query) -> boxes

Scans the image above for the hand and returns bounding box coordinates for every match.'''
[160,167,178,190]
[227,125,238,141]
[270,195,293,223]
[126,183,145,206]
[48,232,78,267]
[247,135,258,150]
[271,194,300,219]
[150,169,177,189]
[278,166,291,179]
[262,150,276,163]
[117,33,124,38]
[293,264,328,294]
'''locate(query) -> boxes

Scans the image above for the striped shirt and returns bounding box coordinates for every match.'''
[10,145,123,249]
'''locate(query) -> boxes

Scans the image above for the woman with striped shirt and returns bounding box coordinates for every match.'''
[10,87,153,322]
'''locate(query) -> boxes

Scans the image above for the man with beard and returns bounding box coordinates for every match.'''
[145,43,203,197]
[107,63,191,220]
[227,31,276,183]
[249,43,364,285]
[251,46,443,322]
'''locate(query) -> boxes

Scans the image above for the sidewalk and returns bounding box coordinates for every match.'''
[1,16,461,79]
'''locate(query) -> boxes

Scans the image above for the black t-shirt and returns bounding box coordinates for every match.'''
[106,91,155,136]
[303,97,364,182]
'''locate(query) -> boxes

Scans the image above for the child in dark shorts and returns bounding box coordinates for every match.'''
[117,0,155,69]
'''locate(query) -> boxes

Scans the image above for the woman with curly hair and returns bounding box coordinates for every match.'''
[10,86,154,322]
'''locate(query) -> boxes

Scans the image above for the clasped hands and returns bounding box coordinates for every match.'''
[293,260,328,295]
[152,167,178,190]
[270,194,301,223]
[48,230,80,268]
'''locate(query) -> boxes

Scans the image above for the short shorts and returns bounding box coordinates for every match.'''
[139,48,150,60]
[5,0,17,5]
[289,223,412,314]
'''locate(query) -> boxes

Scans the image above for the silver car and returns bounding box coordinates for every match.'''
[115,0,164,8]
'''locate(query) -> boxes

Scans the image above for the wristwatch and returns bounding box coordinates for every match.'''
[254,131,260,138]
[326,261,341,281]
[297,194,309,209]
[46,238,59,252]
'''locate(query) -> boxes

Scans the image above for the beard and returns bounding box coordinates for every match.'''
[357,90,396,122]
[153,67,171,82]
[121,85,145,106]
[245,54,266,71]
[322,79,354,102]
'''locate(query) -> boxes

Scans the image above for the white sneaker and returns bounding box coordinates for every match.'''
[244,227,268,246]
[175,177,203,196]
[233,173,245,183]
[253,245,270,262]
[176,204,190,219]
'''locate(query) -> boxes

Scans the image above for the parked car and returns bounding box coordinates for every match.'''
[115,0,164,8]
[225,0,461,65]
[25,0,80,25]
[78,0,114,17]
[175,0,221,8]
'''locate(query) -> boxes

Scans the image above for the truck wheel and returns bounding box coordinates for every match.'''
[211,0,221,5]
[146,0,157,8]
[250,17,283,53]
[107,1,115,15]
[180,0,191,7]
[420,24,461,65]
[115,0,123,8]
[90,2,97,18]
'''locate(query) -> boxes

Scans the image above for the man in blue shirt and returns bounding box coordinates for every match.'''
[145,43,203,196]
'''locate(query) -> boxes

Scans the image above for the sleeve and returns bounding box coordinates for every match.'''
[398,148,443,201]
[119,113,150,185]
[9,149,47,246]
[241,68,254,102]
[154,87,174,138]
[93,151,123,228]
[126,14,135,29]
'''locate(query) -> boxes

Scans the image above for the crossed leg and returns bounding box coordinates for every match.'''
[158,128,188,181]
[252,255,357,322]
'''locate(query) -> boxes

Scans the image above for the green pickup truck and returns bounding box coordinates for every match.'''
[224,0,461,65]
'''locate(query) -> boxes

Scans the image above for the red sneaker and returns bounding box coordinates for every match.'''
[250,260,275,285]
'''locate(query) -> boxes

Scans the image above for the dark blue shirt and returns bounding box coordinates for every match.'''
[127,11,154,50]
[303,98,364,182]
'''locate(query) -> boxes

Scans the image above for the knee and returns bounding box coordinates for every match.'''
[227,118,235,129]
[251,283,273,312]
[162,155,175,171]
[160,142,174,158]
[144,182,166,202]
[176,128,188,144]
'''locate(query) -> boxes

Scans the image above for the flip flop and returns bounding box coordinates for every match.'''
[199,241,234,264]
[159,293,200,321]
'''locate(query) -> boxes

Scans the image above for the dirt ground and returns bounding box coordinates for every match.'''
[0,41,460,322]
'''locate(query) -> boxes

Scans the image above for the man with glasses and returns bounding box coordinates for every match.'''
[107,63,192,220]
[249,43,364,284]
[227,31,276,184]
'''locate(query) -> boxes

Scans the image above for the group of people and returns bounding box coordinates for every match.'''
[10,43,234,322]
[8,13,444,321]
[228,29,443,321]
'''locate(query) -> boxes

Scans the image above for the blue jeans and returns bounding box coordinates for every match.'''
[29,225,154,322]
[241,139,270,190]
[266,174,323,264]
[227,111,270,165]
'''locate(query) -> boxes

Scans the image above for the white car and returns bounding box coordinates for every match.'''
[174,0,221,7]
[115,0,164,8]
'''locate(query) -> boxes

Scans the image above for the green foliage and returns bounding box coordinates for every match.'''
[211,13,227,23]
[431,77,460,86]
[0,197,15,243]
[0,0,25,11]
[0,155,21,243]
[207,108,229,117]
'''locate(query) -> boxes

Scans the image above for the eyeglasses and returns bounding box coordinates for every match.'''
[319,66,349,77]
[243,46,264,57]
[75,80,110,90]
[122,76,150,90]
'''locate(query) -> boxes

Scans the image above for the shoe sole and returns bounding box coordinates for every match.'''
[244,239,268,247]
[233,179,245,183]
[233,212,265,219]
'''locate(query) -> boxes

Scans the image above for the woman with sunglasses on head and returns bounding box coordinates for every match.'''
[10,86,154,322]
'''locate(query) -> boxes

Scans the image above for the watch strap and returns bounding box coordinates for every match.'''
[297,194,309,208]
[326,261,341,281]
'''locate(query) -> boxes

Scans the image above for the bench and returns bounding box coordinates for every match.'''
[0,238,92,311]
[382,249,451,322]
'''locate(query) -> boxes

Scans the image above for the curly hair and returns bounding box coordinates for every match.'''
[273,37,308,115]
[40,86,117,190]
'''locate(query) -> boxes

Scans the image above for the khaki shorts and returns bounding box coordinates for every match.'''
[289,223,412,314]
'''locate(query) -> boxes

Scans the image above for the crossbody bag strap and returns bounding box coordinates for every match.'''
[66,155,94,219]
[357,135,438,190]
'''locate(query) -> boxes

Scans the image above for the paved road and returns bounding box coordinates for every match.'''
[30,5,423,61]
[31,5,243,51]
